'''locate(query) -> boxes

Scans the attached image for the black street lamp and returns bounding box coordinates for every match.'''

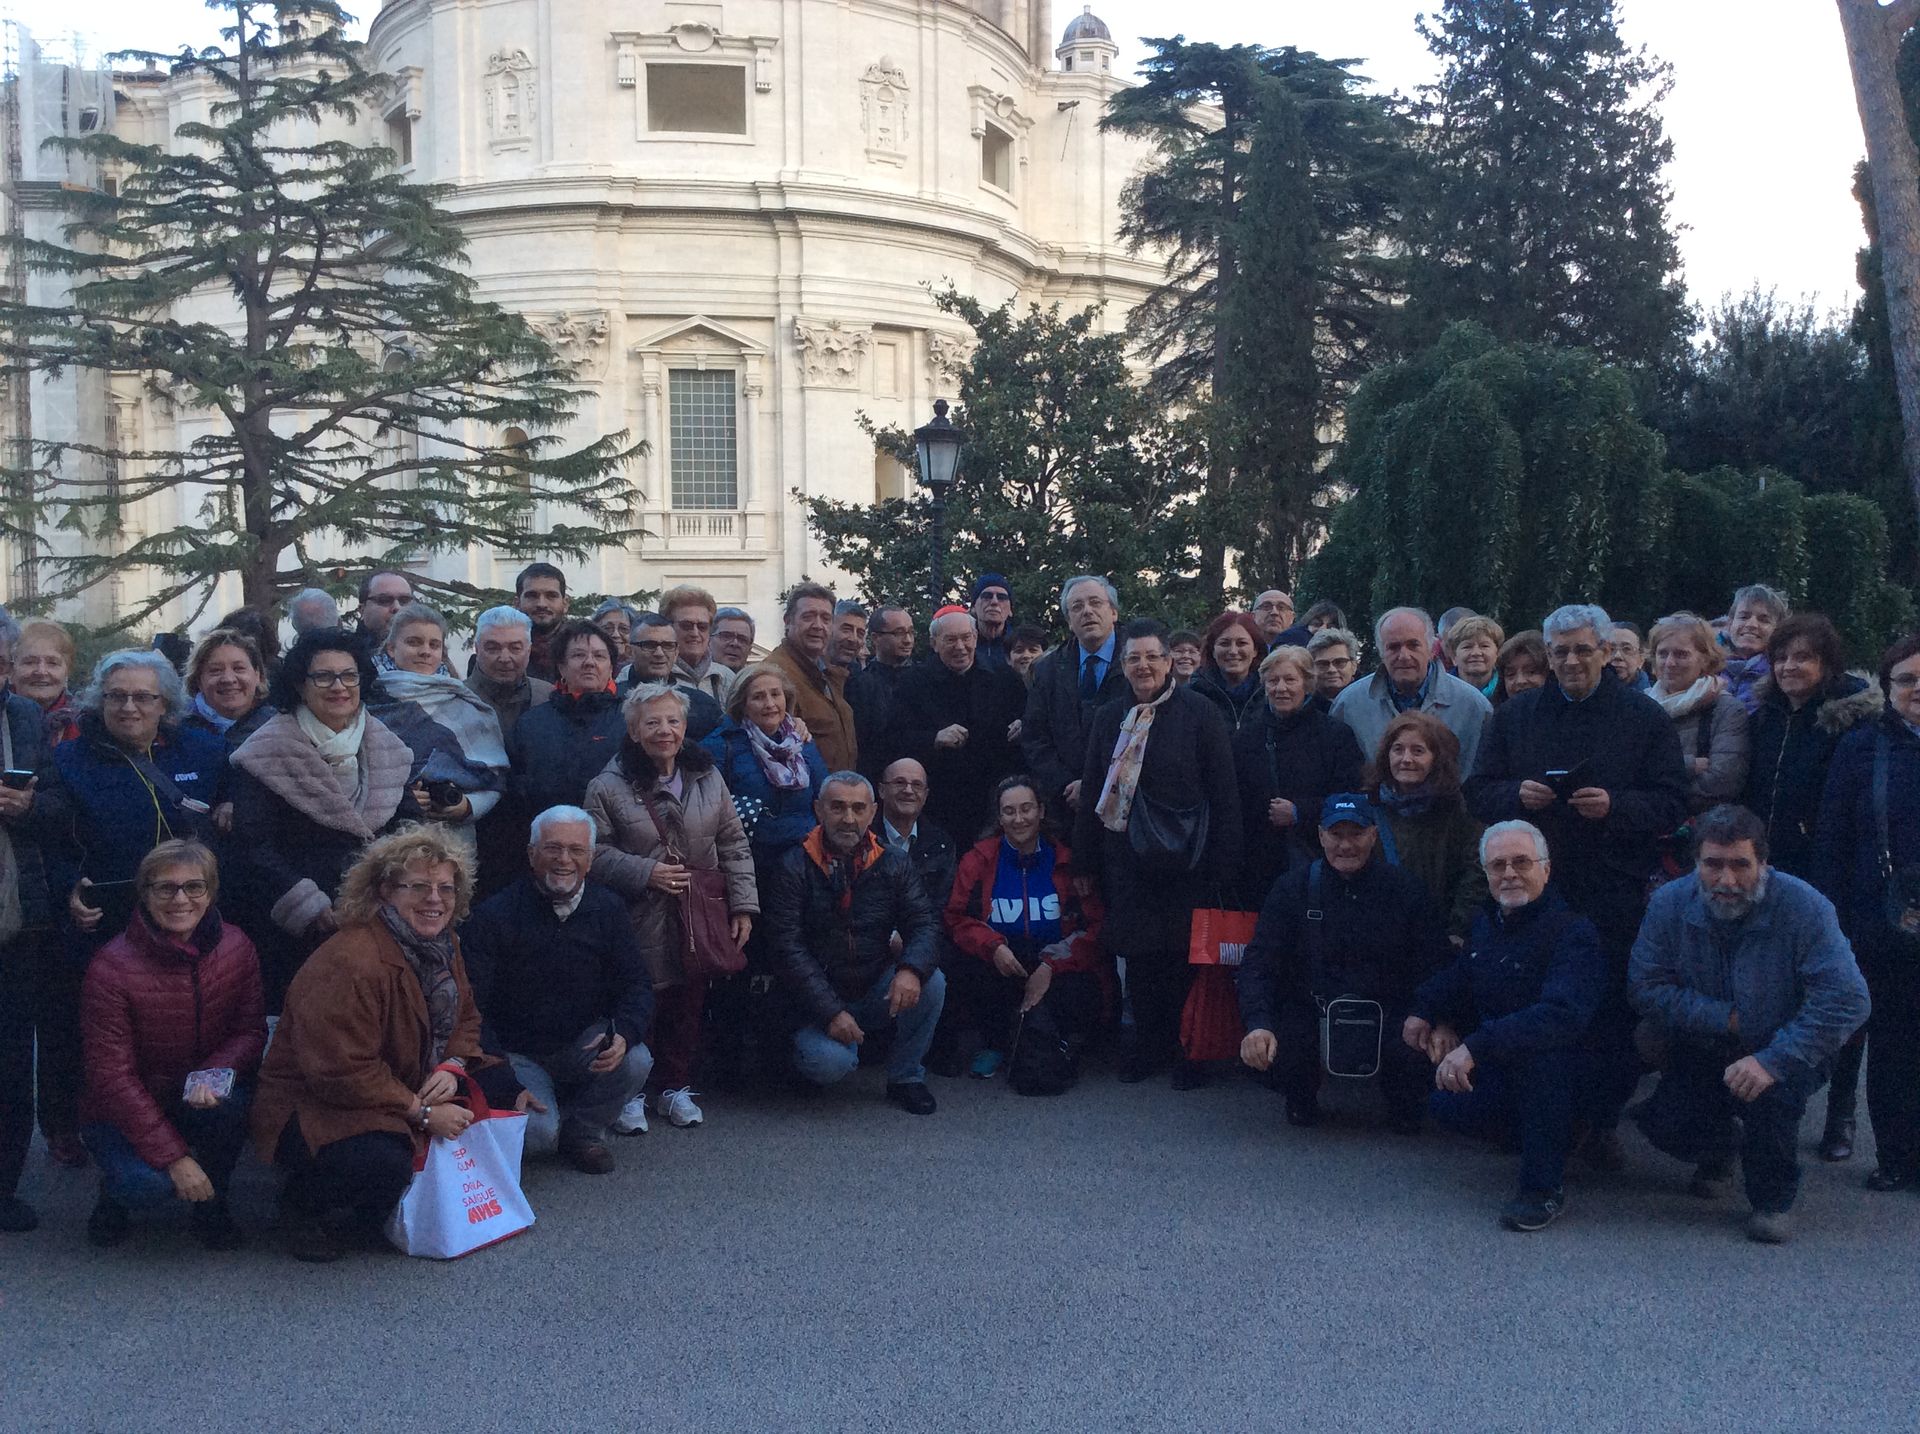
[913,398,965,606]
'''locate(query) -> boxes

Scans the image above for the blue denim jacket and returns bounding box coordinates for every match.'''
[1628,870,1870,1081]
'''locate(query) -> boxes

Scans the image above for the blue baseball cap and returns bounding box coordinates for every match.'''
[1319,793,1377,829]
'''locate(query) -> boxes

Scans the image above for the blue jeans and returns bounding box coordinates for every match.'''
[1430,1046,1589,1194]
[509,1036,653,1154]
[792,967,947,1087]
[82,1090,252,1210]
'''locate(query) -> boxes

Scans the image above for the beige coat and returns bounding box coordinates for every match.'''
[584,744,758,986]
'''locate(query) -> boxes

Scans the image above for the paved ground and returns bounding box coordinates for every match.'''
[3,1064,1916,1433]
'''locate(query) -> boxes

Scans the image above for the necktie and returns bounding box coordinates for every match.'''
[1079,653,1101,704]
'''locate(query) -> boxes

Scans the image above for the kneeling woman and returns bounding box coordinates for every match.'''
[253,825,507,1263]
[79,841,266,1251]
[941,776,1106,1080]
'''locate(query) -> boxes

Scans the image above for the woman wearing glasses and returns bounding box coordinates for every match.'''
[45,651,226,975]
[77,840,264,1251]
[228,628,420,1009]
[254,824,508,1262]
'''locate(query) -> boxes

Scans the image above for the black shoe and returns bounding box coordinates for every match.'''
[288,1213,346,1263]
[1689,1155,1736,1200]
[560,1139,616,1175]
[1285,1093,1321,1128]
[885,1081,937,1115]
[1866,1166,1915,1193]
[193,1201,244,1252]
[1170,1060,1210,1092]
[1500,1188,1566,1233]
[86,1195,129,1248]
[1582,1128,1627,1172]
[0,1196,37,1233]
[1819,1117,1856,1163]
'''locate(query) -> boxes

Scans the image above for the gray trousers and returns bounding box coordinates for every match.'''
[508,1025,653,1153]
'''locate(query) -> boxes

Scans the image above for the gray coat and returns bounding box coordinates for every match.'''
[584,745,758,988]
[1331,665,1492,774]
[1662,686,1750,814]
[1628,870,1869,1082]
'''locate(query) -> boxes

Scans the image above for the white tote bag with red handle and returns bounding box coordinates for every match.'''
[384,1072,534,1259]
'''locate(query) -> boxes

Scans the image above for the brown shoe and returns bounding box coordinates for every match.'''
[562,1139,616,1175]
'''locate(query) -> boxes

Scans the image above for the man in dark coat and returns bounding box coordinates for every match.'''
[884,607,1026,842]
[1405,820,1606,1232]
[624,611,722,742]
[878,758,958,912]
[845,605,915,775]
[1238,794,1450,1131]
[969,573,1015,671]
[1465,602,1688,1158]
[767,772,945,1114]
[1021,575,1129,813]
[462,807,654,1173]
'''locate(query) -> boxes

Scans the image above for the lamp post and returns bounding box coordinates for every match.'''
[912,398,965,607]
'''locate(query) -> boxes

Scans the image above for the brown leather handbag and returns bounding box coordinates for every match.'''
[639,788,746,980]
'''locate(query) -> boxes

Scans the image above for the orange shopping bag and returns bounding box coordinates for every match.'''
[1187,906,1259,966]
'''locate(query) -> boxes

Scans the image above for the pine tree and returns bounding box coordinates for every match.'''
[800,288,1211,631]
[1104,40,1412,594]
[1407,0,1689,371]
[0,1,642,626]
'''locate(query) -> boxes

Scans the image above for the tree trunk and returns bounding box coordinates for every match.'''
[1840,0,1920,558]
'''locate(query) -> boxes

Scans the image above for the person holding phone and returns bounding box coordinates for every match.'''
[77,841,265,1251]
[43,651,225,973]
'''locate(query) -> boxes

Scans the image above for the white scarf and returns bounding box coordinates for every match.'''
[1652,674,1722,721]
[297,703,368,800]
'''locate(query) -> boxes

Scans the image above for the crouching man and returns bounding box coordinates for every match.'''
[1238,794,1450,1133]
[1628,804,1870,1243]
[1403,820,1606,1233]
[461,807,654,1173]
[767,772,947,1114]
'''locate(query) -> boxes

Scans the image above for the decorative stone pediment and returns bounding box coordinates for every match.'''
[792,317,872,389]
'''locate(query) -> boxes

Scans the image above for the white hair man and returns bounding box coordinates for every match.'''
[1403,821,1608,1233]
[1464,601,1690,1172]
[460,805,656,1168]
[882,604,1027,839]
[1329,606,1492,770]
[465,606,552,738]
[287,588,341,637]
[1019,574,1126,810]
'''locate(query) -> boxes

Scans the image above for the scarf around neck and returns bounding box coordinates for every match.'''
[1096,680,1177,834]
[378,903,460,1070]
[191,692,238,734]
[297,703,368,798]
[1653,673,1723,721]
[745,717,811,792]
[1375,782,1444,820]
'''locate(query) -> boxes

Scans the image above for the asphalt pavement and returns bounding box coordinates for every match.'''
[3,1065,1916,1433]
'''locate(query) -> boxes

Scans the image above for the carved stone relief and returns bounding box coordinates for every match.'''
[528,310,612,379]
[485,48,537,152]
[792,317,873,389]
[860,59,909,166]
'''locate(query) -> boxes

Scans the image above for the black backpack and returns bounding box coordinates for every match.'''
[1008,1001,1076,1097]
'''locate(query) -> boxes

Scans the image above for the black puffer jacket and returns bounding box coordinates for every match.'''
[505,687,626,817]
[1231,702,1363,907]
[766,832,940,1027]
[1743,673,1881,880]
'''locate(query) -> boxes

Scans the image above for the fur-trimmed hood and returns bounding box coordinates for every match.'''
[1752,672,1883,735]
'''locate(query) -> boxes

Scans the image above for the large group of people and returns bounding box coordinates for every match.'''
[0,567,1907,1259]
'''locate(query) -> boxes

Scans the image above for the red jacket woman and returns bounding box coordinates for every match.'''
[944,837,1105,977]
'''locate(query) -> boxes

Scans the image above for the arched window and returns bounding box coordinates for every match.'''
[376,350,421,488]
[497,426,534,533]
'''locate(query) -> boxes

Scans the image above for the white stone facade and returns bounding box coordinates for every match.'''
[11,1,1162,633]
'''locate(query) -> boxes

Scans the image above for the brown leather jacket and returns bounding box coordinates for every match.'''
[766,639,858,773]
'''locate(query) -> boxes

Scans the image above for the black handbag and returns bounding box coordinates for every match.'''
[1127,788,1210,873]
[1872,732,1920,952]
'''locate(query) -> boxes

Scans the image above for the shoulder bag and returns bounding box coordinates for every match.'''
[1873,731,1920,953]
[639,786,746,980]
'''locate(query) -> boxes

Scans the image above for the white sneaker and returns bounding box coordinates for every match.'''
[657,1087,704,1128]
[611,1095,649,1135]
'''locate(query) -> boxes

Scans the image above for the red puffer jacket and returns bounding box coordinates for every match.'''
[80,911,268,1170]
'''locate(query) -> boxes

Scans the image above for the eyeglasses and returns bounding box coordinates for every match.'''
[1892,673,1920,690]
[1254,601,1292,615]
[534,843,591,860]
[1485,857,1539,876]
[881,779,927,792]
[1314,656,1355,669]
[1547,645,1600,662]
[102,690,163,708]
[631,639,677,655]
[673,619,711,634]
[364,593,408,607]
[393,881,458,900]
[306,669,361,689]
[145,879,209,900]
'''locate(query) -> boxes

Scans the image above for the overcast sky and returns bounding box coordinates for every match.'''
[3,0,1872,319]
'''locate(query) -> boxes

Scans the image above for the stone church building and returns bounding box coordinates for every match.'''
[7,0,1162,633]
